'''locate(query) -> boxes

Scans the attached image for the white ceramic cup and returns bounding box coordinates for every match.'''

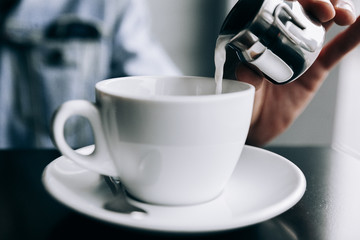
[52,76,254,206]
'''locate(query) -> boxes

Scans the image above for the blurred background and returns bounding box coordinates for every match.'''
[147,0,359,147]
[4,0,356,148]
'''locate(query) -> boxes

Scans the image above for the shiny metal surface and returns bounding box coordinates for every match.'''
[220,0,325,84]
[103,176,148,215]
[1,147,360,239]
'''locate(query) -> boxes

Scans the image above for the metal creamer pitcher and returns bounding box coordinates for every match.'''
[220,0,325,84]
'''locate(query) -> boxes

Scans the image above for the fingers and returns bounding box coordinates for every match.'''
[298,0,336,22]
[318,15,360,70]
[299,0,356,25]
[332,0,357,25]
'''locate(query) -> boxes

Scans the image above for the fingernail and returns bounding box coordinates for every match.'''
[311,0,336,22]
[336,0,356,16]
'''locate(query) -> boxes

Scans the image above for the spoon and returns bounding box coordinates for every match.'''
[103,176,147,217]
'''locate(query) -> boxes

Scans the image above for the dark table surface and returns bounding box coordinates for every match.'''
[1,146,360,240]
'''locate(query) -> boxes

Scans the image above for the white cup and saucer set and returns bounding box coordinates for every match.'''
[42,76,306,233]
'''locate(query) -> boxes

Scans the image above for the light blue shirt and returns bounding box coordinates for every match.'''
[0,0,180,148]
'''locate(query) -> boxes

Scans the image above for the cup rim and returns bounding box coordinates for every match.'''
[96,76,255,102]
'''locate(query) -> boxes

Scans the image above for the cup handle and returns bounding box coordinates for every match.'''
[52,100,117,176]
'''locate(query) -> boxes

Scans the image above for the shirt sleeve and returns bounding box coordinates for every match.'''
[109,0,182,77]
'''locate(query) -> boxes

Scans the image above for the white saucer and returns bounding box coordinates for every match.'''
[42,145,306,233]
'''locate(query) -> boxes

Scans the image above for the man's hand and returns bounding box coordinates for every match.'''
[237,0,359,146]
